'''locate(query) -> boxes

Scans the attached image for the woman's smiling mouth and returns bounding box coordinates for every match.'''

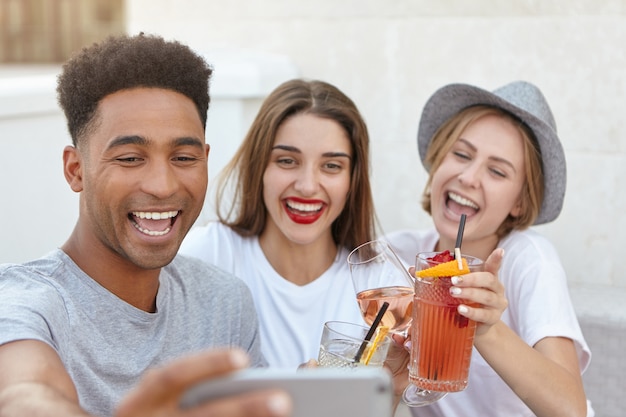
[283,198,325,224]
[446,192,479,216]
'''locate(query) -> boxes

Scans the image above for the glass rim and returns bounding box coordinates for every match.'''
[323,320,392,346]
[415,251,483,266]
[346,239,391,266]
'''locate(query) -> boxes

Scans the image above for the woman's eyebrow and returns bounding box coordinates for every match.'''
[457,138,476,152]
[458,138,516,172]
[323,151,351,159]
[272,145,351,160]
[272,144,300,153]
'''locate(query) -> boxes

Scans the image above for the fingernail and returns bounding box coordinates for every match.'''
[229,350,249,368]
[404,340,412,351]
[450,287,462,295]
[305,359,318,368]
[268,393,292,415]
[458,305,469,314]
[451,276,462,285]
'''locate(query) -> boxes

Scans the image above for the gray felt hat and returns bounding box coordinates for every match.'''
[417,80,566,225]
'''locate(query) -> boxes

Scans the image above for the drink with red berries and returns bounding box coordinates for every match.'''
[408,251,484,392]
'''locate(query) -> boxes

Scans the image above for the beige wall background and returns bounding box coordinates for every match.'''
[126,0,626,290]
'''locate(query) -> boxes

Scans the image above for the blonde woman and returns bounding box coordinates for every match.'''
[388,81,592,417]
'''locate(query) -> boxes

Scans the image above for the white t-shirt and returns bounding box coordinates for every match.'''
[385,228,593,417]
[180,222,366,368]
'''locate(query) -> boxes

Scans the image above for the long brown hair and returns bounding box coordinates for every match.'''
[421,105,544,238]
[215,79,377,250]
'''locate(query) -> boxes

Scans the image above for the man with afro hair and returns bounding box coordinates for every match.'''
[0,33,291,417]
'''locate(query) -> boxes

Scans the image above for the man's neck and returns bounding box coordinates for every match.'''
[61,234,161,313]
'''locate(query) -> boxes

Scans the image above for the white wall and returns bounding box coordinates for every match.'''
[126,0,626,289]
[2,2,625,290]
[0,68,77,263]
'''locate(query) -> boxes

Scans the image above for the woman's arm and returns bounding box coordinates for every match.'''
[454,249,587,417]
[474,325,586,417]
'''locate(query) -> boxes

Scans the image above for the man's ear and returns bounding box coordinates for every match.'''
[63,145,84,193]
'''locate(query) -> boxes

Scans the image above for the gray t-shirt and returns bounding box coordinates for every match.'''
[0,249,265,417]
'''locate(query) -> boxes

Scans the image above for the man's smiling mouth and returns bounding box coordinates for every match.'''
[129,211,179,236]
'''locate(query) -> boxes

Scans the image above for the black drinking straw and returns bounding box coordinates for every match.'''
[455,214,467,251]
[353,301,389,363]
[454,214,467,269]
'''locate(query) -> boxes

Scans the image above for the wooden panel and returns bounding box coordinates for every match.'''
[0,0,125,63]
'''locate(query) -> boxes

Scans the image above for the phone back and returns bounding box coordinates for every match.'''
[181,367,394,417]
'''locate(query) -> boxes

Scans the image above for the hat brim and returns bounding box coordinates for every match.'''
[417,83,566,225]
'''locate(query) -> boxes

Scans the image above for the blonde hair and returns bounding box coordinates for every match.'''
[421,105,544,238]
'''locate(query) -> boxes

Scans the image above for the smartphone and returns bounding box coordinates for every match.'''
[180,367,393,417]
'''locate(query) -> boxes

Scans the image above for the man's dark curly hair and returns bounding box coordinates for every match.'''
[57,33,212,146]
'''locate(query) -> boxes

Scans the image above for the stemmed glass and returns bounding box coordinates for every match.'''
[347,240,415,335]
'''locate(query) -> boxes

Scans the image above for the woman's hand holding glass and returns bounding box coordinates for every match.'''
[448,248,507,339]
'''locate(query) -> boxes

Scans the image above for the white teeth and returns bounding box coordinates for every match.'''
[132,211,179,220]
[132,222,171,236]
[130,211,178,236]
[286,201,323,212]
[448,192,479,209]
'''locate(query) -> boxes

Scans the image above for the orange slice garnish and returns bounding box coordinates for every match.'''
[360,326,390,365]
[416,258,469,278]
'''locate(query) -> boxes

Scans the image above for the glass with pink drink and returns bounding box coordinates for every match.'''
[348,240,415,335]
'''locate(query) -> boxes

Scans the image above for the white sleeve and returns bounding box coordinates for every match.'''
[179,222,238,272]
[499,231,592,373]
[383,228,439,265]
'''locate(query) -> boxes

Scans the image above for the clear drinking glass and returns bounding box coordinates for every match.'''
[347,240,415,335]
[318,321,391,368]
[403,252,484,407]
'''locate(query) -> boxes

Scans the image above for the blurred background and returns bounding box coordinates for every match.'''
[1,1,624,415]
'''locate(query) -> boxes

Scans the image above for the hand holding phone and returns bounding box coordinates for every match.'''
[180,367,393,417]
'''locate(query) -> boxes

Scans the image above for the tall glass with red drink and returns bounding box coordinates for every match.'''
[403,251,484,406]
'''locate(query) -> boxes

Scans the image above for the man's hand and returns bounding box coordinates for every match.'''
[115,349,292,417]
